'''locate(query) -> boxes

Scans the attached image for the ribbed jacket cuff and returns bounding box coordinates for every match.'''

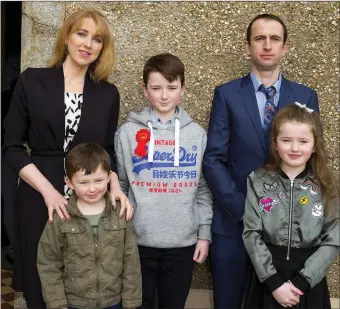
[123,298,142,308]
[46,299,68,309]
[290,273,311,293]
[198,224,211,242]
[264,273,285,292]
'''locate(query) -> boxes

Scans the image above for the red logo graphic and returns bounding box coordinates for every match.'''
[134,129,151,157]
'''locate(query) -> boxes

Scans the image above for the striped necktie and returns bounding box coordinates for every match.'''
[259,85,277,131]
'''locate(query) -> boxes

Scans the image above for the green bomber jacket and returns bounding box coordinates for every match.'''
[37,193,142,309]
[242,167,339,293]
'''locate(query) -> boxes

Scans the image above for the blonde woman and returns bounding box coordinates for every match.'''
[2,8,133,308]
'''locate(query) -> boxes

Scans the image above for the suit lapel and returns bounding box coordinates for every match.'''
[68,72,96,150]
[278,76,292,109]
[46,66,65,149]
[240,74,266,151]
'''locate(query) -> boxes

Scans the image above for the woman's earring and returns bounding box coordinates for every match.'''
[65,44,69,56]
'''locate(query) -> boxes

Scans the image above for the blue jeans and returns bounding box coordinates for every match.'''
[69,303,121,309]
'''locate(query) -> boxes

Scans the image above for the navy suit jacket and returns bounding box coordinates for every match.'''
[203,73,319,238]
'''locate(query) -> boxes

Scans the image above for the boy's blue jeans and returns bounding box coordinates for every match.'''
[69,303,121,309]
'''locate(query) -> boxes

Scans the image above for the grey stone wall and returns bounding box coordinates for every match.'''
[21,1,339,296]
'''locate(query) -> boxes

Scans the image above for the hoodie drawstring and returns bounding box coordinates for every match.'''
[147,119,180,167]
[174,118,180,167]
[147,121,155,163]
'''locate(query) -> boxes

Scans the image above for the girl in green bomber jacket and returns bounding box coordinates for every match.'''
[242,103,339,309]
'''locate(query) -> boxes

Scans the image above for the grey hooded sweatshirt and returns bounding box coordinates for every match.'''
[114,106,213,248]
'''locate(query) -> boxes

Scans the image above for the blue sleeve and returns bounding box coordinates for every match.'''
[203,86,245,224]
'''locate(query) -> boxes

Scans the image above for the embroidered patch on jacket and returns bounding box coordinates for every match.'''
[311,203,323,217]
[300,181,317,195]
[263,181,278,191]
[299,196,308,205]
[278,192,286,200]
[259,197,278,213]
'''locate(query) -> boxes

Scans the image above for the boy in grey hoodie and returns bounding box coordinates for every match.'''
[114,53,213,309]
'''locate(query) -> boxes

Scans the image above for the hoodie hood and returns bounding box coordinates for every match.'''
[126,106,193,167]
[126,105,193,128]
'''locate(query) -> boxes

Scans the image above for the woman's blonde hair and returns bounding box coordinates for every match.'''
[49,8,116,83]
[268,104,339,206]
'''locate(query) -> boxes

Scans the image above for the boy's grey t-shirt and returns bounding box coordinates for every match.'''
[114,106,213,249]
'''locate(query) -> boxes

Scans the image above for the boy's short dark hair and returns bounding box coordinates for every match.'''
[65,143,111,179]
[143,53,185,86]
[246,14,288,44]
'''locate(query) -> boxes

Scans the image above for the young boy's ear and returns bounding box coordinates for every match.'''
[141,83,148,99]
[107,171,112,184]
[65,177,74,190]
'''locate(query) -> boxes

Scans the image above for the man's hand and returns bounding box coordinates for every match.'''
[193,239,209,264]
[272,282,302,307]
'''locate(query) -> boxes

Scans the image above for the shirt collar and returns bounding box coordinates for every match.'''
[278,165,310,179]
[151,107,178,125]
[250,71,282,94]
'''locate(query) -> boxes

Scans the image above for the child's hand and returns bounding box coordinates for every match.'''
[109,188,134,221]
[272,282,302,307]
[287,280,304,298]
[193,239,209,264]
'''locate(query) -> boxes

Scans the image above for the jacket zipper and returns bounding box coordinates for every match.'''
[94,232,100,308]
[94,224,100,308]
[287,180,294,260]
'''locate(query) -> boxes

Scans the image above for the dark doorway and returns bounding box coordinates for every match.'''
[1,1,22,260]
[1,1,22,135]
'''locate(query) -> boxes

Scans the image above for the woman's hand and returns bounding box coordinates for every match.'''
[42,188,70,223]
[193,239,209,264]
[109,171,134,221]
[272,282,302,307]
[18,163,70,223]
[110,187,134,221]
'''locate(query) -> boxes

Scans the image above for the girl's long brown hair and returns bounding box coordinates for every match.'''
[268,104,339,207]
[49,8,116,83]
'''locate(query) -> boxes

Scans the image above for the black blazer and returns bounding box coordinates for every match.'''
[2,66,120,193]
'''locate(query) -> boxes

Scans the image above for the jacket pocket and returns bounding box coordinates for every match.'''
[103,222,126,246]
[101,224,125,297]
[63,263,77,293]
[60,224,87,246]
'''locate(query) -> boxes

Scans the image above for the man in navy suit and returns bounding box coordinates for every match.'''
[203,14,319,309]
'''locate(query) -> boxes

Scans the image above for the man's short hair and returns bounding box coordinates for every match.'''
[65,143,111,179]
[143,53,185,86]
[246,14,288,44]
